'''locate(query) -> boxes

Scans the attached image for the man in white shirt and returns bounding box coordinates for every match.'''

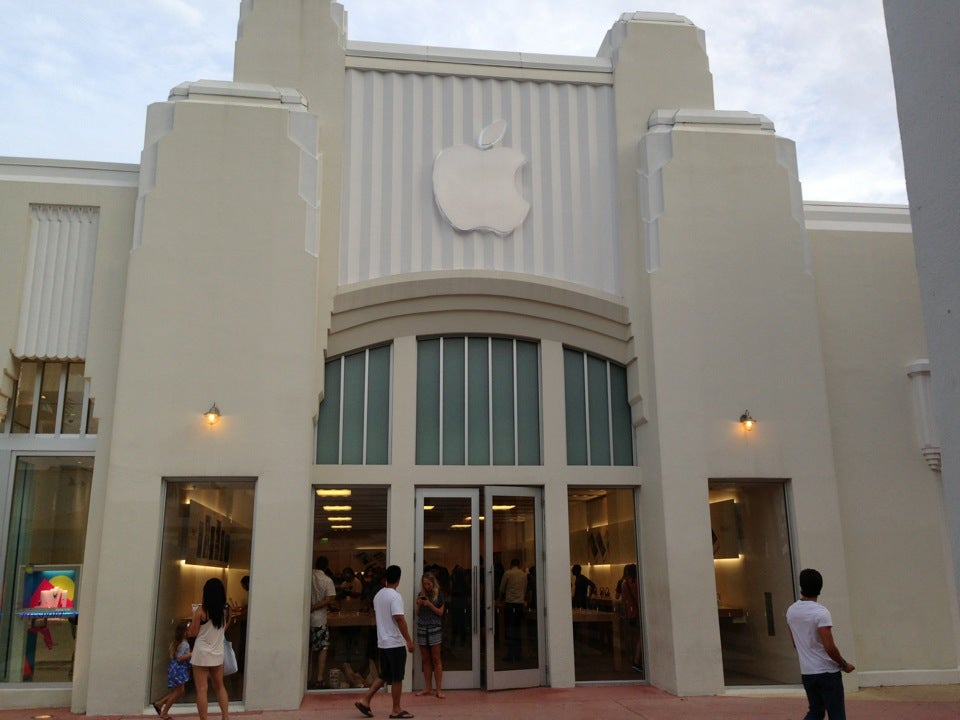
[356,565,415,719]
[499,559,527,661]
[785,568,855,720]
[309,556,337,689]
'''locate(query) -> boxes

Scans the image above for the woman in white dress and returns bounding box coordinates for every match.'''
[187,578,232,720]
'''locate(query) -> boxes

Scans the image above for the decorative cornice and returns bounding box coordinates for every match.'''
[0,157,138,187]
[804,201,912,233]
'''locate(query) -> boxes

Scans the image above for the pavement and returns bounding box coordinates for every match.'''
[2,684,959,720]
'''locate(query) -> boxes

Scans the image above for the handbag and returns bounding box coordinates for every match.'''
[223,639,238,676]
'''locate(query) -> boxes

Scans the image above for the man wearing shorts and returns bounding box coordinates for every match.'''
[309,556,337,689]
[356,565,415,719]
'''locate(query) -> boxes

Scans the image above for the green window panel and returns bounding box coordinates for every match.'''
[564,349,588,465]
[467,337,490,464]
[316,345,391,465]
[563,348,635,466]
[416,339,441,464]
[417,337,541,465]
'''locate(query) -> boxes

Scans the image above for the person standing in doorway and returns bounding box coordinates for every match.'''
[786,568,855,720]
[499,558,527,662]
[414,572,445,698]
[310,556,337,689]
[355,565,415,719]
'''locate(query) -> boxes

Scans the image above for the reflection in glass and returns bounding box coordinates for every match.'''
[567,487,643,681]
[310,487,388,690]
[421,496,474,676]
[0,456,93,682]
[491,496,539,672]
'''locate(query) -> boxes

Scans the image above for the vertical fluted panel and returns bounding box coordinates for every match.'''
[15,205,99,359]
[342,70,620,294]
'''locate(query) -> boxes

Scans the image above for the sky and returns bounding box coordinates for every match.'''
[0,0,906,204]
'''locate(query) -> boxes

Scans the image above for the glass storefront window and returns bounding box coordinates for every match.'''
[0,455,93,682]
[309,486,388,690]
[567,487,643,681]
[11,363,38,434]
[151,480,255,707]
[4,361,98,436]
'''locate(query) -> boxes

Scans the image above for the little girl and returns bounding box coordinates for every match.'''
[152,620,191,718]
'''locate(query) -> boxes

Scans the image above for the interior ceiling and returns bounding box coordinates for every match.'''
[313,487,610,535]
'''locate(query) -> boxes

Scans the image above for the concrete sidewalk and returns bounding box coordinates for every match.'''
[2,684,959,720]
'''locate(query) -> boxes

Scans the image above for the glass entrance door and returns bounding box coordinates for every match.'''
[415,487,544,690]
[485,486,544,690]
[415,489,480,689]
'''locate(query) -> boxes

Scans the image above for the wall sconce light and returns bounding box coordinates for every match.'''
[204,402,221,425]
[739,410,756,431]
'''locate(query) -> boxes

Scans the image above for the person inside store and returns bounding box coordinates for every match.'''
[340,567,363,602]
[310,556,337,689]
[571,564,597,609]
[617,564,643,672]
[499,559,527,662]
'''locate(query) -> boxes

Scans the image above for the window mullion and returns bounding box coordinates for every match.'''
[337,358,345,464]
[55,363,67,435]
[463,338,469,464]
[487,338,493,465]
[362,348,370,465]
[79,376,90,437]
[439,338,445,465]
[582,352,591,465]
[512,339,519,464]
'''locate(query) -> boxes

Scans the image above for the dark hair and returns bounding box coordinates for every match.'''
[316,556,329,571]
[511,558,521,567]
[572,564,582,575]
[240,575,250,590]
[384,565,402,584]
[202,577,227,628]
[799,568,823,598]
[624,563,638,580]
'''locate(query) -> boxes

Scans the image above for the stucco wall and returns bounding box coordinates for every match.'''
[810,221,960,683]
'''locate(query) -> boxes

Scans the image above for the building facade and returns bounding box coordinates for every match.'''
[0,2,957,714]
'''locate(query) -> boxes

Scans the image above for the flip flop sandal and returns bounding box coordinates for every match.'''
[355,701,374,717]
[389,711,414,719]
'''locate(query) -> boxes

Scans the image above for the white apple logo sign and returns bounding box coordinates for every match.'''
[433,119,530,235]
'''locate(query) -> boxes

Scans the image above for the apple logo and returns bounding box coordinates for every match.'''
[433,119,530,235]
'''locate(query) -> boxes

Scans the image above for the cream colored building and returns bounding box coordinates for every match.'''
[0,2,957,715]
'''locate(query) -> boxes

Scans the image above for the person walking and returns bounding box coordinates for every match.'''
[786,568,855,720]
[414,572,445,698]
[186,578,232,720]
[151,620,191,718]
[355,565,415,719]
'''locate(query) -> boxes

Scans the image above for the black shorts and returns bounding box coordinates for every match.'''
[378,646,407,683]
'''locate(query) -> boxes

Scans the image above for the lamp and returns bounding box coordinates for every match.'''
[739,410,756,431]
[204,402,221,425]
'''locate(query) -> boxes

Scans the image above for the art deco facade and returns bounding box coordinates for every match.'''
[0,2,956,714]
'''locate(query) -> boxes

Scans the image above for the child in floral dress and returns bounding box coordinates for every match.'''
[152,620,191,718]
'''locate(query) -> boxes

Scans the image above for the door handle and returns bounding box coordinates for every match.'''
[473,565,479,635]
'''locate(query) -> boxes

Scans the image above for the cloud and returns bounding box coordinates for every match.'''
[0,0,906,202]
